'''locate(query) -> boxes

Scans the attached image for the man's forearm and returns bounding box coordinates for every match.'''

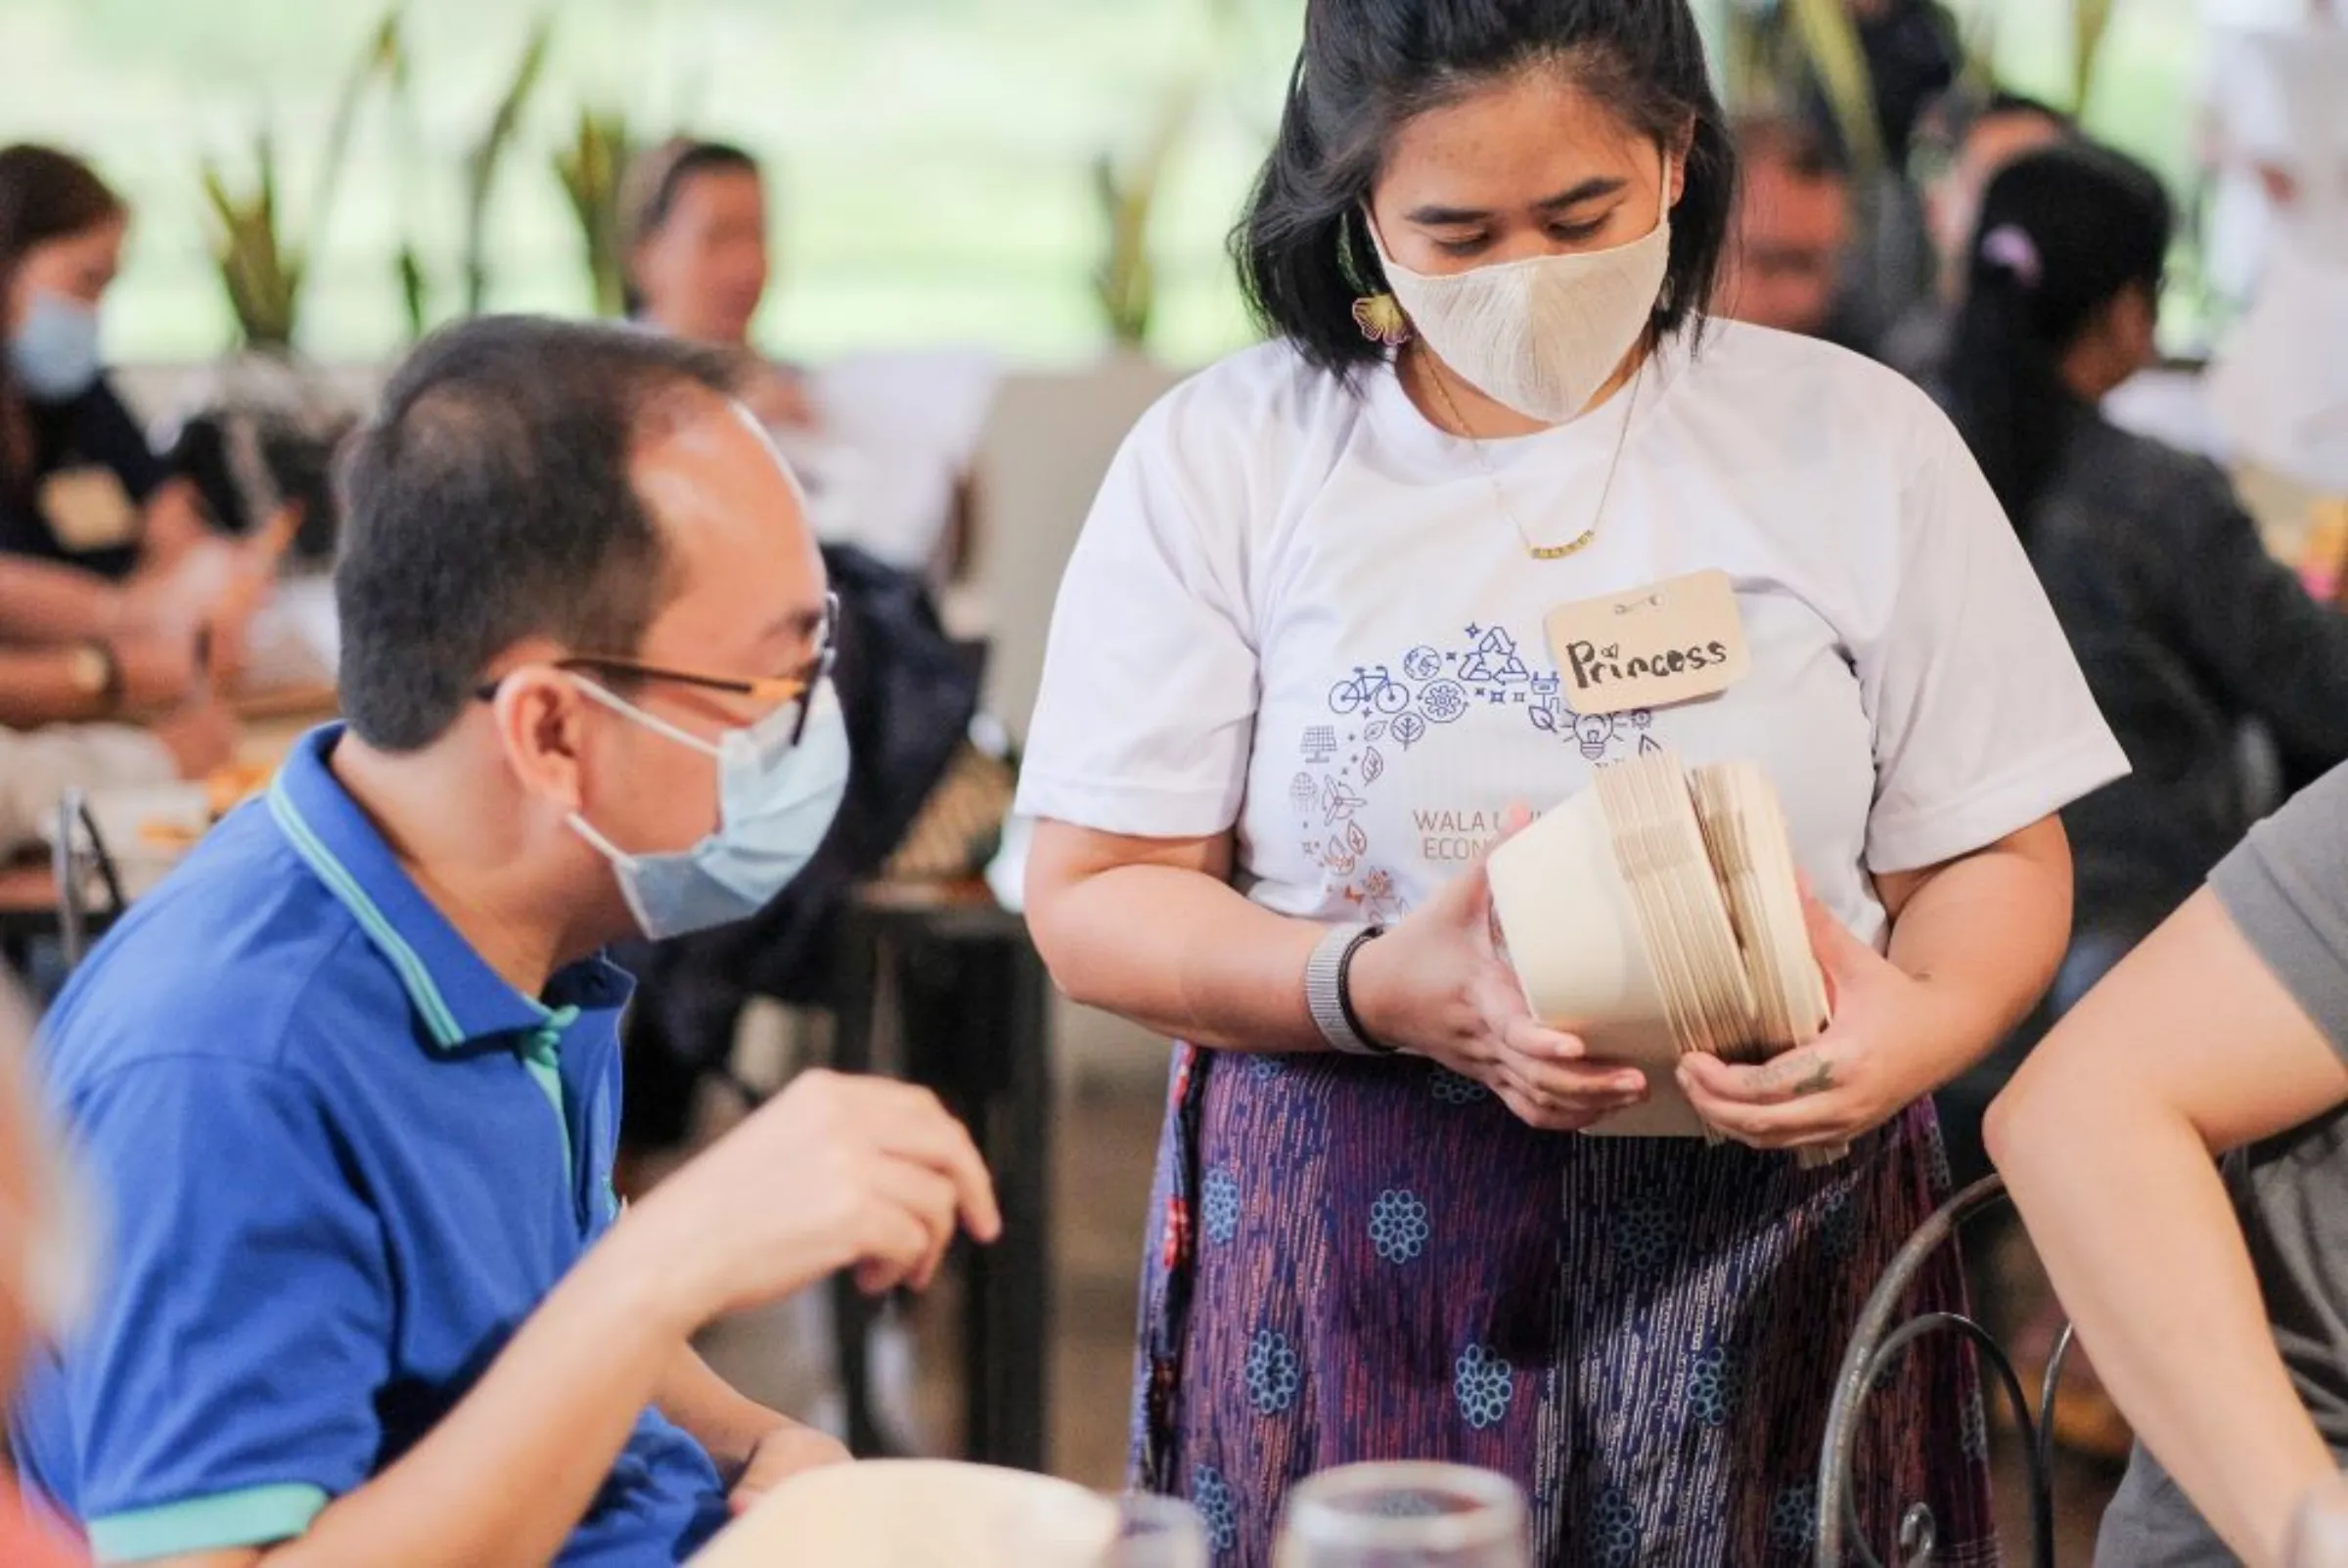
[1996,1087,2332,1567]
[657,1346,786,1477]
[260,1228,698,1568]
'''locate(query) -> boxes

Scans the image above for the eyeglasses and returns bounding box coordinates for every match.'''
[474,592,838,745]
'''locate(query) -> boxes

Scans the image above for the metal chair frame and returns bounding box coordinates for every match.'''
[51,790,126,974]
[1816,1173,2078,1568]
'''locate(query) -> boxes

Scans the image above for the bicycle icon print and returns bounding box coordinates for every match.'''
[1329,664,1411,717]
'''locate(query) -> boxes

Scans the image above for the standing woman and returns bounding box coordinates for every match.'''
[1017,2,2124,1564]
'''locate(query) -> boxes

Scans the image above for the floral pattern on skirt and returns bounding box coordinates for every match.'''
[1130,1046,1996,1568]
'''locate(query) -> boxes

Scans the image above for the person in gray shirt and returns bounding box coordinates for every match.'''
[1993,758,2348,1566]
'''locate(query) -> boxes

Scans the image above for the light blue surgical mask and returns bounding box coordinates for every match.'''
[566,677,851,939]
[8,290,102,401]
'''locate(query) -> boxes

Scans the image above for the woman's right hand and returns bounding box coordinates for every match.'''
[1346,816,1649,1132]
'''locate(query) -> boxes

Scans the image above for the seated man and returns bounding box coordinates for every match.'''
[10,316,999,1567]
[1992,759,2348,1566]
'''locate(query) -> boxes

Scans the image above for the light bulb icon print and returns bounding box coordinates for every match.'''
[1573,712,1617,761]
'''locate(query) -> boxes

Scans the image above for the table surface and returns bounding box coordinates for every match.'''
[0,702,331,920]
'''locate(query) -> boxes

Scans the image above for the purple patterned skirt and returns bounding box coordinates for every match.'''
[1130,1046,1996,1567]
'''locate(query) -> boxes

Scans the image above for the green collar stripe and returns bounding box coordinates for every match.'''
[522,1039,572,1177]
[268,783,465,1050]
[88,1482,330,1562]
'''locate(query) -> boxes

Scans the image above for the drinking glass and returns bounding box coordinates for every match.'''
[2289,1473,2348,1567]
[1274,1462,1529,1568]
[1097,1491,1210,1568]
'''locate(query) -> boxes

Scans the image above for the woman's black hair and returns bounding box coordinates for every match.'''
[1944,141,2171,529]
[1233,0,1735,379]
[617,139,762,317]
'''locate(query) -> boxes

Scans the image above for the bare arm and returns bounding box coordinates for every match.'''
[1873,814,2076,1068]
[1023,823,1322,1052]
[1990,890,2348,1568]
[1681,817,2074,1146]
[0,555,122,647]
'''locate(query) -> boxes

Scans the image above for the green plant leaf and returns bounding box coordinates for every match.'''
[465,13,557,315]
[396,246,429,341]
[1091,79,1197,352]
[553,107,634,318]
[311,6,404,251]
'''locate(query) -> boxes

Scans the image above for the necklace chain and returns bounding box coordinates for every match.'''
[1421,350,1647,562]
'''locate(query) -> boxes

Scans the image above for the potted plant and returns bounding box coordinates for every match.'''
[553,106,637,319]
[168,8,406,563]
[1088,81,1197,357]
[463,16,557,317]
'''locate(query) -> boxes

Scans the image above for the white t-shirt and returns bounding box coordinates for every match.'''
[1016,323,2125,951]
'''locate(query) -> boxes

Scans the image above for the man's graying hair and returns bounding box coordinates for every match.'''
[334,315,740,751]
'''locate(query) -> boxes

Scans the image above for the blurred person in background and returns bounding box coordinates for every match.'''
[2196,0,2343,316]
[0,144,262,764]
[2202,0,2348,500]
[617,138,994,581]
[0,981,90,1567]
[1719,112,1862,343]
[0,146,266,587]
[1936,140,2348,1456]
[1878,90,2071,383]
[620,141,807,428]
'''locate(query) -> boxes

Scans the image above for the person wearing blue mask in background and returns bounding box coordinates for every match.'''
[0,145,241,578]
[11,316,1002,1567]
[0,144,271,734]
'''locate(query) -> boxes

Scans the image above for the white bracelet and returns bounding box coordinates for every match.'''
[1305,922,1391,1055]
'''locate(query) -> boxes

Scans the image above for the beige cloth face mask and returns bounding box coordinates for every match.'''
[1372,153,1675,425]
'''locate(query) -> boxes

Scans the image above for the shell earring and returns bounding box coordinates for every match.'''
[1352,292,1411,347]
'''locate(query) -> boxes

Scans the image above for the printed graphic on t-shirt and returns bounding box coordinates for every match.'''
[1293,617,1656,921]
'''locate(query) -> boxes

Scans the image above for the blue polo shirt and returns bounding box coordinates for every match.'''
[12,727,730,1564]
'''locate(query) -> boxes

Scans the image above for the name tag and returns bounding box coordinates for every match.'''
[39,466,139,553]
[1543,569,1751,718]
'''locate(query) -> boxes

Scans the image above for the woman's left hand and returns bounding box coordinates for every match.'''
[1676,895,1947,1151]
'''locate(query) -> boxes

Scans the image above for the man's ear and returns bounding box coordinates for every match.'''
[490,667,591,816]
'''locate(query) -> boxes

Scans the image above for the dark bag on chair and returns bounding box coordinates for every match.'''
[616,543,983,1150]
